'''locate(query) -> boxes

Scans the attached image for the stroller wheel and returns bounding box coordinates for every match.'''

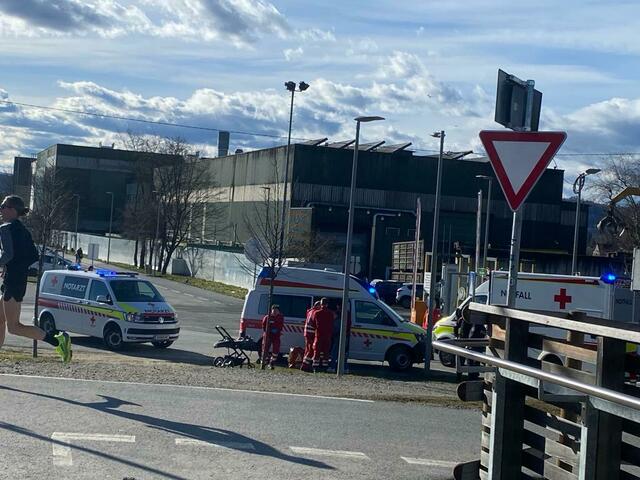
[223,358,235,368]
[213,356,225,367]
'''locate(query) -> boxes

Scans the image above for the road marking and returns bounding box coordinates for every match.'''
[170,289,181,294]
[51,433,135,466]
[401,457,459,468]
[175,438,255,450]
[0,373,374,403]
[289,447,370,460]
[184,293,195,297]
[196,297,209,302]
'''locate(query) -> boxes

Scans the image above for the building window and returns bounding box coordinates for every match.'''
[385,227,400,237]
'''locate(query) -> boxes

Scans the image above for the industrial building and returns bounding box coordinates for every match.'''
[199,138,590,279]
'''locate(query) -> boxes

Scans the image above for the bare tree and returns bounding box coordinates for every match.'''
[590,154,640,253]
[117,132,223,275]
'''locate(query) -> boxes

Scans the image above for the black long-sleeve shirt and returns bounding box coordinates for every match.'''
[0,222,15,266]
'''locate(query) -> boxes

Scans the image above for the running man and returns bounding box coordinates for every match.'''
[0,195,72,362]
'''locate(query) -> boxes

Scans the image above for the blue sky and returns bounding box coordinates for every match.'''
[0,0,639,194]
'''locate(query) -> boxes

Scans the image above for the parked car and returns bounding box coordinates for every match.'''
[396,283,424,309]
[29,253,74,276]
[370,279,403,304]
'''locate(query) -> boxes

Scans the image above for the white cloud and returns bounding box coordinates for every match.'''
[0,0,290,46]
[283,47,304,61]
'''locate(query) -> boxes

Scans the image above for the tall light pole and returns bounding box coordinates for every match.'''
[475,189,483,275]
[106,191,114,264]
[278,80,310,267]
[425,130,445,376]
[337,115,384,377]
[152,190,161,275]
[476,174,493,276]
[572,168,601,275]
[73,194,80,250]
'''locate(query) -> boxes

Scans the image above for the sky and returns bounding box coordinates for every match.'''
[0,0,639,197]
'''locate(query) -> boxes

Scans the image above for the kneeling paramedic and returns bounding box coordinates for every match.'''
[261,304,284,370]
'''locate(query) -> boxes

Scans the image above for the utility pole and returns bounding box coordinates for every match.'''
[424,130,445,376]
[106,191,114,264]
[475,189,483,276]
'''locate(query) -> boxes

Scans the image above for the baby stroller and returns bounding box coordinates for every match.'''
[212,325,259,368]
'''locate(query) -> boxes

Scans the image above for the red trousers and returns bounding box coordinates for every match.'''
[262,334,281,364]
[301,334,315,370]
[312,335,331,368]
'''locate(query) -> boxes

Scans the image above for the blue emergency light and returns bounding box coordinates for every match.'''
[96,269,117,277]
[368,286,376,295]
[600,273,617,284]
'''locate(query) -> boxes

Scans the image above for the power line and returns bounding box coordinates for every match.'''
[0,99,307,142]
[3,98,640,157]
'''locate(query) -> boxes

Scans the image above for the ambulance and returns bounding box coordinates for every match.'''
[38,269,179,350]
[239,266,427,371]
[434,271,639,366]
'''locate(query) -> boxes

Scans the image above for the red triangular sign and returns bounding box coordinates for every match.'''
[479,130,567,211]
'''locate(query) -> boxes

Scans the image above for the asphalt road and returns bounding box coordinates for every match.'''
[0,374,481,479]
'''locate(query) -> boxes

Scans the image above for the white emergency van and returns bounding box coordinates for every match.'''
[239,267,427,371]
[434,271,640,366]
[38,269,179,350]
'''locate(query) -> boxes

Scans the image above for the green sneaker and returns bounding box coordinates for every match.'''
[54,332,72,364]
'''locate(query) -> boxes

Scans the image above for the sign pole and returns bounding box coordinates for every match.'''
[410,197,422,312]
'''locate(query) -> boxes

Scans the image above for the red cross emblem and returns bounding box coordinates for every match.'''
[553,288,572,310]
[51,276,58,286]
[363,338,372,348]
[90,316,96,327]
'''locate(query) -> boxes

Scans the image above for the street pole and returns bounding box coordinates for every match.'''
[410,197,422,311]
[483,178,492,274]
[475,189,483,276]
[425,130,445,375]
[74,194,80,250]
[106,192,114,264]
[337,116,384,377]
[153,191,161,276]
[278,81,309,268]
[571,176,583,275]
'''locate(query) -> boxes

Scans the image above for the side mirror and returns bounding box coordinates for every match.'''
[96,295,112,305]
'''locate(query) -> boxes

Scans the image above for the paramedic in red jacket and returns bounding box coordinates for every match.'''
[261,304,284,370]
[312,298,335,372]
[301,301,320,372]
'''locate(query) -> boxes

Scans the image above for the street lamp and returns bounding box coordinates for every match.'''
[152,190,161,275]
[571,168,601,275]
[425,130,445,376]
[278,81,310,267]
[337,115,384,377]
[476,174,493,276]
[73,194,80,250]
[106,191,114,264]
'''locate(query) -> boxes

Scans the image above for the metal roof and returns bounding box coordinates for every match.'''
[326,140,356,149]
[299,138,328,146]
[375,143,412,153]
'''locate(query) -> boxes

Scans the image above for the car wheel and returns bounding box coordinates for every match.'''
[103,325,124,351]
[400,296,411,309]
[39,313,57,336]
[439,350,457,368]
[387,345,413,372]
[151,340,174,349]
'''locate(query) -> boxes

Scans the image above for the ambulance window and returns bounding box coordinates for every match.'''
[258,294,311,318]
[355,301,396,327]
[88,281,111,303]
[60,276,89,299]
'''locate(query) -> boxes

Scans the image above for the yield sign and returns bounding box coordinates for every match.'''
[479,131,567,211]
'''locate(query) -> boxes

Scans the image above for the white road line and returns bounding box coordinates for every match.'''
[196,297,208,302]
[51,433,135,466]
[184,293,195,297]
[175,438,255,450]
[401,457,459,468]
[0,373,373,403]
[289,446,370,460]
[170,289,181,293]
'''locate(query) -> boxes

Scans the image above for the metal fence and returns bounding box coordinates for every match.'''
[434,303,640,480]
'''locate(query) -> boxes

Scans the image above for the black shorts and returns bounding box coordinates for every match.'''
[2,269,28,303]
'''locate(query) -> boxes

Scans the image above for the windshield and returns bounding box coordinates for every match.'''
[379,301,407,323]
[108,280,164,303]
